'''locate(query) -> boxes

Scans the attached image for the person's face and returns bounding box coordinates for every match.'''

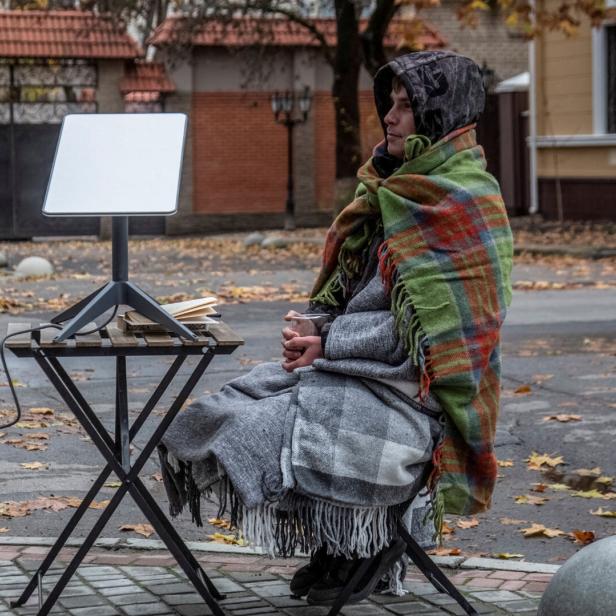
[383,86,416,159]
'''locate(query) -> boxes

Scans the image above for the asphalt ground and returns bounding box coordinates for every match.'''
[0,233,615,567]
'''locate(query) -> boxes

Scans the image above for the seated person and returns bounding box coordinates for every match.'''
[158,50,513,605]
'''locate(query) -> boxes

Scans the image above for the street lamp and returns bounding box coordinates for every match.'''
[271,86,312,230]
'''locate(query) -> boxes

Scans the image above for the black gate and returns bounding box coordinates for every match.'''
[0,59,165,239]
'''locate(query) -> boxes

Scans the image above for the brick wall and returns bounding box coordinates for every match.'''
[192,90,384,215]
[421,1,528,82]
[192,92,287,214]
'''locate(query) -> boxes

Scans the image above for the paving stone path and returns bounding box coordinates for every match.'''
[0,545,552,615]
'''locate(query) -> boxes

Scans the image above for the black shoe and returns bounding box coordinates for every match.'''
[306,538,407,606]
[289,546,333,597]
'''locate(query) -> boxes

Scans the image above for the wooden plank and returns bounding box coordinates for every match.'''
[143,333,175,347]
[39,323,66,348]
[207,321,244,347]
[5,323,32,348]
[74,323,102,347]
[180,332,210,347]
[106,324,139,347]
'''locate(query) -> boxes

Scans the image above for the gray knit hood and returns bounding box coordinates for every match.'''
[373,51,486,144]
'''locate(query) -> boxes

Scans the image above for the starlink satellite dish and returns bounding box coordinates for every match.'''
[44,113,197,342]
[43,113,186,216]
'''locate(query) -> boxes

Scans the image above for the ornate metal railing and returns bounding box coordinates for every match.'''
[0,59,98,124]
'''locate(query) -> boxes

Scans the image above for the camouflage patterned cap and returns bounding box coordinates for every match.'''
[373,51,486,144]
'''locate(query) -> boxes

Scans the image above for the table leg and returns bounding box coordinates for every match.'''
[115,356,130,472]
[22,350,223,616]
[10,356,187,609]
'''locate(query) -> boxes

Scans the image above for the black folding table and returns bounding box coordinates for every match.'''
[5,319,244,616]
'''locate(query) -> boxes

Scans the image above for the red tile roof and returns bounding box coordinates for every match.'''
[0,10,141,59]
[120,61,175,94]
[149,16,446,50]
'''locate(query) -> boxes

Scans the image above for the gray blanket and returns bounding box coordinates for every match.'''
[159,273,443,559]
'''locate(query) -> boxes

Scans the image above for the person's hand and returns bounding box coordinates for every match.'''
[281,335,323,373]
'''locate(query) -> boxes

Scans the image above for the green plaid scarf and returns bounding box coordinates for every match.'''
[311,126,513,517]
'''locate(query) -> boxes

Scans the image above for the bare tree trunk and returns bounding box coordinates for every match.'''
[332,0,362,213]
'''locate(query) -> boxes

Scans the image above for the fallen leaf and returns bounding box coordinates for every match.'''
[207,532,245,546]
[24,443,47,451]
[104,482,122,489]
[569,530,595,545]
[532,374,554,384]
[596,476,614,486]
[521,523,564,538]
[14,420,48,430]
[590,507,616,518]
[515,494,548,506]
[29,407,54,416]
[20,462,48,471]
[571,490,616,500]
[543,414,582,422]
[427,547,462,556]
[208,518,234,531]
[548,483,571,492]
[526,452,565,470]
[514,384,532,395]
[0,528,8,534]
[119,523,155,538]
[497,459,514,468]
[532,483,548,493]
[457,518,479,529]
[151,473,163,482]
[495,552,525,559]
[26,433,49,440]
[500,517,527,525]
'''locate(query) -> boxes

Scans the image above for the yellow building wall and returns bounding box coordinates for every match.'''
[535,0,593,137]
[538,147,616,176]
[534,0,616,177]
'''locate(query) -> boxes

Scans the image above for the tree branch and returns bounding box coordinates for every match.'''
[361,0,399,76]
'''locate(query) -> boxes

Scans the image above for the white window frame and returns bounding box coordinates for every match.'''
[592,24,608,133]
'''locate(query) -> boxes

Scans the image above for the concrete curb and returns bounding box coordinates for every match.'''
[0,536,561,573]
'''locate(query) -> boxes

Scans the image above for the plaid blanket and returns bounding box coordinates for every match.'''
[311,126,513,518]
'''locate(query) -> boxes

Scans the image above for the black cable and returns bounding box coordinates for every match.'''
[0,306,119,430]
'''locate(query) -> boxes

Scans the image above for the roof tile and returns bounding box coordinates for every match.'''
[0,10,141,59]
[149,16,446,50]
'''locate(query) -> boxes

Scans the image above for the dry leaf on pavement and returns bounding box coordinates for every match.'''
[526,452,565,470]
[207,532,245,546]
[119,523,155,538]
[521,524,565,538]
[494,553,524,559]
[543,414,582,422]
[14,420,49,430]
[569,530,595,545]
[497,459,514,468]
[151,473,163,482]
[20,462,48,471]
[514,384,532,395]
[208,518,234,531]
[532,483,548,493]
[29,407,54,416]
[500,517,527,525]
[590,507,616,517]
[428,547,462,556]
[457,518,479,529]
[571,489,616,500]
[515,494,548,506]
